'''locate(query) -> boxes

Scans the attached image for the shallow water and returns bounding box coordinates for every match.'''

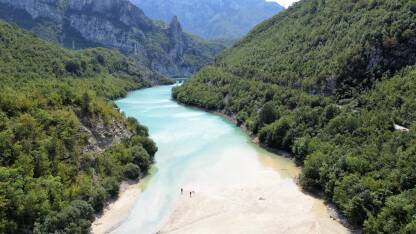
[113,85,306,233]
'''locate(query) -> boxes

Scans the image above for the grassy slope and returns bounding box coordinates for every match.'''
[0,21,163,233]
[173,0,416,232]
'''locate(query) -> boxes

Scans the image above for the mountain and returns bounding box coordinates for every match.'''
[211,0,416,97]
[173,0,416,232]
[0,21,163,233]
[0,0,224,77]
[131,0,284,40]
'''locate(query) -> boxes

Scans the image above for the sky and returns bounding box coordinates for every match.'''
[266,0,299,8]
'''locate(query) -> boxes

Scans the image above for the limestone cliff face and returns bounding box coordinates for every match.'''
[131,0,284,39]
[81,117,132,153]
[0,0,224,77]
[1,0,65,21]
[167,16,184,62]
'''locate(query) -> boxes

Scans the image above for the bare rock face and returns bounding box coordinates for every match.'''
[81,117,133,153]
[0,0,65,21]
[167,16,185,60]
[0,0,224,77]
[131,0,284,40]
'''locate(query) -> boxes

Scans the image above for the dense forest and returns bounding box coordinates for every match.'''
[173,0,416,232]
[0,21,168,233]
[216,0,416,97]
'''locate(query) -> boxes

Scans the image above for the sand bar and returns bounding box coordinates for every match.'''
[160,168,349,234]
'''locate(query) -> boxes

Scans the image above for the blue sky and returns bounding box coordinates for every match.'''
[266,0,299,8]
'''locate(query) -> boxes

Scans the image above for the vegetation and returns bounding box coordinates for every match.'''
[173,0,416,232]
[216,0,416,98]
[0,21,163,233]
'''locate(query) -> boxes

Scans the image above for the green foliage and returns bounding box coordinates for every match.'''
[130,136,158,159]
[0,21,158,233]
[33,200,94,234]
[365,188,416,233]
[258,102,280,127]
[215,0,416,98]
[259,117,293,150]
[123,163,141,180]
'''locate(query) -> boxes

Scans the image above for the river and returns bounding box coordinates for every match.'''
[97,85,349,234]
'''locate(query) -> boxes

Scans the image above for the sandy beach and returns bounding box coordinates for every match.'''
[92,181,142,234]
[92,149,350,234]
[160,169,349,234]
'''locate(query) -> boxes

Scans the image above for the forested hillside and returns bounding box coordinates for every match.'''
[215,0,416,97]
[0,21,165,233]
[173,0,416,232]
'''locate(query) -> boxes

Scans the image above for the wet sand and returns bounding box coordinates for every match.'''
[160,168,349,234]
[92,181,142,234]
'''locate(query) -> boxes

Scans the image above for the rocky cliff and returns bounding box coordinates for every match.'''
[132,0,284,40]
[81,117,133,154]
[0,0,224,76]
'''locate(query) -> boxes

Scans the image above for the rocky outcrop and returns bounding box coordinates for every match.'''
[167,16,184,61]
[81,117,132,153]
[0,0,65,21]
[0,0,224,77]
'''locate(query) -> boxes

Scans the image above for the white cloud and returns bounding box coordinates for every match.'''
[266,0,300,8]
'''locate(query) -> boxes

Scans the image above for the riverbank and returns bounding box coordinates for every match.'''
[91,181,142,234]
[198,109,354,230]
[214,110,295,157]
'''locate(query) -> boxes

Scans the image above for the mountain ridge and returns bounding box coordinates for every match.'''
[131,0,284,40]
[0,0,224,77]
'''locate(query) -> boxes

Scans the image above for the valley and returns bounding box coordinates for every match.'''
[0,0,415,233]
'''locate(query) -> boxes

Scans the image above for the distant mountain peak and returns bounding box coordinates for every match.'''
[132,0,284,39]
[169,16,181,30]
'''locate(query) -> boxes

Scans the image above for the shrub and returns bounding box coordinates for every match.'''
[123,163,141,180]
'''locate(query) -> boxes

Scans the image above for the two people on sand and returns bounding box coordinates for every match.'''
[181,188,195,198]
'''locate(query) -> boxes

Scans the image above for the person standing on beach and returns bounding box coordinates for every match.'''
[181,188,183,194]
[189,191,192,198]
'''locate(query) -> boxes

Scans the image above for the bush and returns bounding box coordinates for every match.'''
[102,177,120,198]
[364,189,416,233]
[259,117,293,149]
[123,163,141,180]
[130,136,158,158]
[65,60,82,75]
[34,200,94,234]
[131,145,152,173]
[127,117,149,136]
[257,102,279,127]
